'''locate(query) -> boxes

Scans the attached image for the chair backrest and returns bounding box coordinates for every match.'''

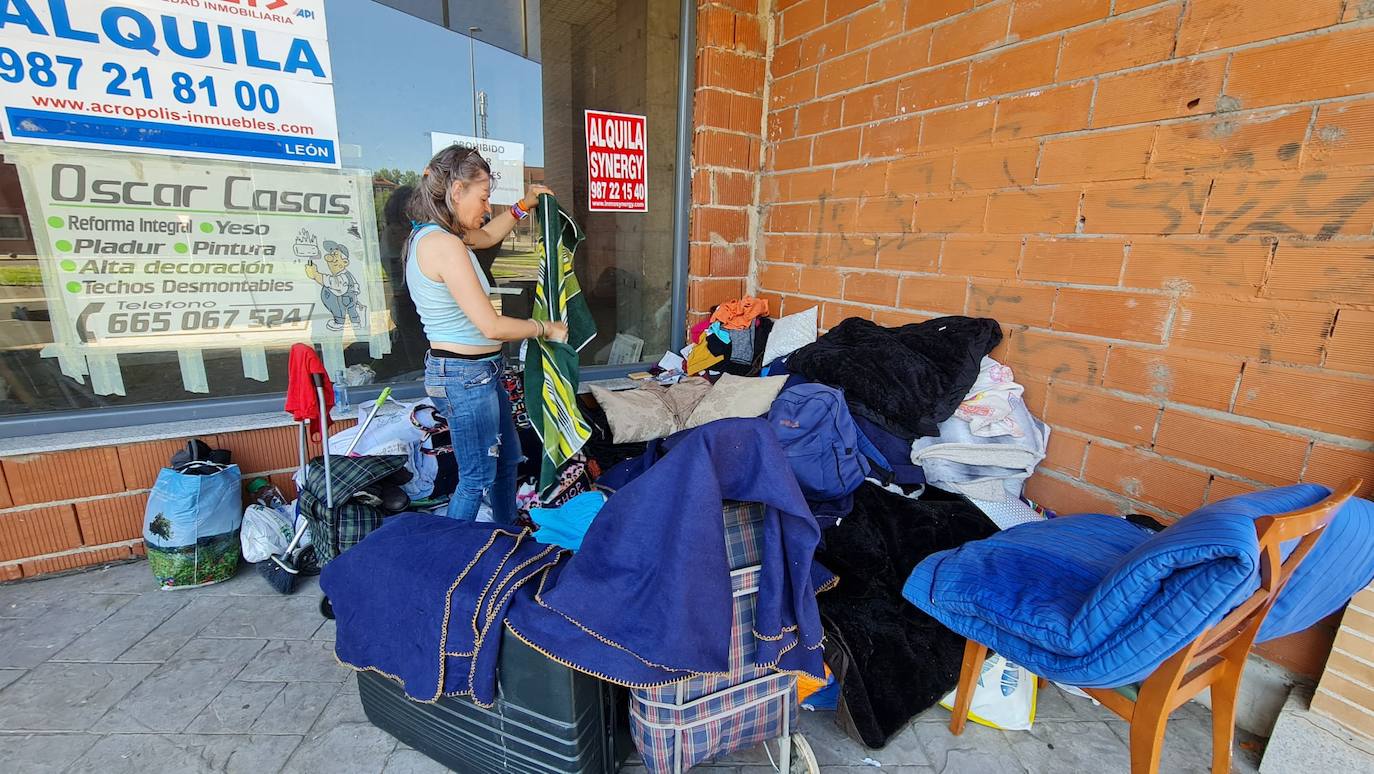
[1195,478,1363,660]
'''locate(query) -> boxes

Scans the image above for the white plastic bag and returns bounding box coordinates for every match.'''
[939,653,1038,731]
[240,503,293,563]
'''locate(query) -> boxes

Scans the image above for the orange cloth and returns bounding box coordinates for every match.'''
[710,296,770,330]
[797,664,832,702]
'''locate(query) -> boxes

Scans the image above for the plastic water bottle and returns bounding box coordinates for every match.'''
[333,371,352,411]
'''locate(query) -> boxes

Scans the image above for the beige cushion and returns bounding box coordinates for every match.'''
[591,377,712,444]
[685,374,788,429]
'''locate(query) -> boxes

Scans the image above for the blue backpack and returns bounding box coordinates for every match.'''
[767,384,869,501]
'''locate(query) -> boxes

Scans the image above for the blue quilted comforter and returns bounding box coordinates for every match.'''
[903,485,1374,687]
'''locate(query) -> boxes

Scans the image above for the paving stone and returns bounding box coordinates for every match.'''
[0,594,136,668]
[0,570,133,608]
[910,718,1030,774]
[199,595,326,640]
[311,679,369,731]
[870,719,937,768]
[66,732,301,774]
[1103,704,1257,774]
[0,667,25,691]
[1033,685,1101,722]
[911,701,956,723]
[238,639,350,683]
[201,563,321,597]
[118,596,227,662]
[789,709,873,766]
[382,747,457,774]
[73,560,159,594]
[52,592,189,662]
[0,662,156,731]
[313,618,336,641]
[252,681,338,735]
[284,722,397,773]
[0,584,62,619]
[0,732,101,773]
[1005,720,1130,773]
[184,680,284,734]
[92,637,266,733]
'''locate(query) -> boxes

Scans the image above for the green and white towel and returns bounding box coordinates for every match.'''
[525,194,596,497]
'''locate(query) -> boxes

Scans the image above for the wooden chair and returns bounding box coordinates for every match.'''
[948,478,1363,774]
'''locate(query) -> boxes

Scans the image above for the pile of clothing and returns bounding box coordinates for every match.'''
[913,356,1051,529]
[684,297,775,376]
[776,313,1049,746]
[556,306,1048,748]
[327,298,1065,757]
[323,419,830,704]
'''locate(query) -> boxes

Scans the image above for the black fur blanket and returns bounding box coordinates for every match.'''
[816,484,998,748]
[788,316,1002,439]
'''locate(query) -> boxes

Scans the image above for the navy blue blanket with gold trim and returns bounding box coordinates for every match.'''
[324,419,831,703]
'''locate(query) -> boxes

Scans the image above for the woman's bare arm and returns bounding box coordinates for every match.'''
[421,231,541,342]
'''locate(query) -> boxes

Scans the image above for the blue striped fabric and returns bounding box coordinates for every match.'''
[904,485,1374,688]
[1261,491,1374,640]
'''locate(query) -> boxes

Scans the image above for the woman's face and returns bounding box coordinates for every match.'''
[451,174,492,231]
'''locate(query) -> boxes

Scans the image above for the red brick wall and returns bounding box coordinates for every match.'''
[747,0,1374,524]
[0,422,350,581]
[679,1,1374,675]
[690,0,769,321]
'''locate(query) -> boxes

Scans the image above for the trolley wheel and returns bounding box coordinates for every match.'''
[767,732,818,774]
[788,733,818,774]
[319,595,335,620]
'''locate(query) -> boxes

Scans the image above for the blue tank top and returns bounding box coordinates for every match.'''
[405,224,498,347]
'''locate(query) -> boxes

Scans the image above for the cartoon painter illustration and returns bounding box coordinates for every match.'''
[305,240,367,331]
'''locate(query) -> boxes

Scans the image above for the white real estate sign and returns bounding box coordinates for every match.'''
[0,0,341,167]
[8,142,388,395]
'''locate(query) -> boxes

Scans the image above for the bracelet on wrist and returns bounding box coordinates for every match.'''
[511,201,529,220]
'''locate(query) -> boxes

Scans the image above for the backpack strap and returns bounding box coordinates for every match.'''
[853,425,890,486]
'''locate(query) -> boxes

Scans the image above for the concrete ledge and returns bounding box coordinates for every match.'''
[1260,684,1374,773]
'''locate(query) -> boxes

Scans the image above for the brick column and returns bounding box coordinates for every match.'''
[1312,581,1374,738]
[687,0,769,324]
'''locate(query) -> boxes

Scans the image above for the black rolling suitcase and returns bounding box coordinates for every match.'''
[358,627,631,773]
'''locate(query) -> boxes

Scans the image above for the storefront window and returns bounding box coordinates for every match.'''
[0,0,680,426]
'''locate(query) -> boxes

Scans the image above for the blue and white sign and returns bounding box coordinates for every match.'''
[0,0,339,167]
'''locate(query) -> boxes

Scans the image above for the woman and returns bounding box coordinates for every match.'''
[405,145,567,522]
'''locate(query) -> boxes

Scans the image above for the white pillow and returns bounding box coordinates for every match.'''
[762,306,818,366]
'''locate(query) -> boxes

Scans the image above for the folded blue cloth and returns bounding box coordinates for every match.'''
[530,492,607,552]
[507,418,831,686]
[904,485,1374,688]
[326,419,832,702]
[323,515,562,705]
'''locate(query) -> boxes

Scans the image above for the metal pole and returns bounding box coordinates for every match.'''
[468,26,481,137]
[669,0,696,353]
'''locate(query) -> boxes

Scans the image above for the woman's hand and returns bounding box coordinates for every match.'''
[520,185,554,210]
[543,321,569,343]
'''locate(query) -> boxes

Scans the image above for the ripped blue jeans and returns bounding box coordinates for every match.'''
[424,353,521,523]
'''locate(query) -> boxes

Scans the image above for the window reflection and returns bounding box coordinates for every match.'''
[0,0,679,421]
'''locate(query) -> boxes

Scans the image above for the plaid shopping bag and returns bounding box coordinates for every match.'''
[629,502,799,773]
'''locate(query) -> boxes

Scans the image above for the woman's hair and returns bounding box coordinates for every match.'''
[406,144,491,232]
